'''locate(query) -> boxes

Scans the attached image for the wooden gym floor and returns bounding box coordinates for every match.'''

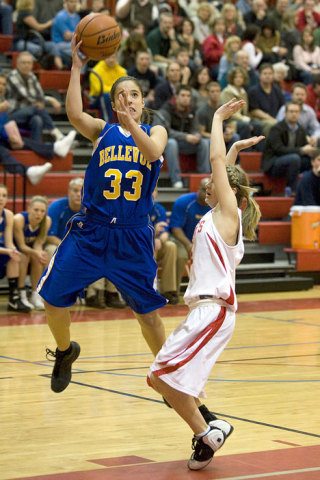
[0,287,319,480]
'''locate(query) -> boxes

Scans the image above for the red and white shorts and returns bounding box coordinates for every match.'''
[149,302,235,398]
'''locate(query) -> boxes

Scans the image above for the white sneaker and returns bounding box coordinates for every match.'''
[51,127,64,140]
[188,420,234,471]
[20,289,34,310]
[173,181,183,189]
[27,162,52,185]
[30,291,45,310]
[53,130,77,157]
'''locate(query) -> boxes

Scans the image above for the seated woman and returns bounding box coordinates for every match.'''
[13,196,51,311]
[217,35,242,88]
[256,18,288,64]
[0,184,27,312]
[190,66,211,108]
[293,26,320,85]
[220,66,252,140]
[14,0,63,70]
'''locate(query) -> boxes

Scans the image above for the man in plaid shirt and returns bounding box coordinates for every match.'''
[6,51,64,142]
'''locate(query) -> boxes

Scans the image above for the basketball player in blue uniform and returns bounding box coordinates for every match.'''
[38,36,169,393]
[0,184,25,312]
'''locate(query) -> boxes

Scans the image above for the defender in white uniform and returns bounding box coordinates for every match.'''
[148,99,263,471]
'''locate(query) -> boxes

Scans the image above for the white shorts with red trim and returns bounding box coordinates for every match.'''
[149,302,235,398]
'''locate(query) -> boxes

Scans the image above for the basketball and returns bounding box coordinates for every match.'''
[75,13,122,61]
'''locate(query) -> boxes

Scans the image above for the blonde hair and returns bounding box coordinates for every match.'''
[223,35,241,62]
[226,165,261,240]
[16,0,34,10]
[28,195,48,241]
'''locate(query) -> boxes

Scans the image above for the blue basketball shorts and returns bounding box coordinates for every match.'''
[37,212,167,314]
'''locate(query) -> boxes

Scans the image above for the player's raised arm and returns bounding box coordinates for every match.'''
[66,36,105,143]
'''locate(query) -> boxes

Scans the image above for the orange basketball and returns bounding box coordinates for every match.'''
[76,13,122,61]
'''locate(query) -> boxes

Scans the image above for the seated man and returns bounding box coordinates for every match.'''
[151,189,178,304]
[262,101,317,194]
[156,86,211,188]
[170,178,211,294]
[294,150,320,205]
[6,52,65,141]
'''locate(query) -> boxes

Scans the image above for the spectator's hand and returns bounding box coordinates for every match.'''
[300,144,317,156]
[8,249,21,262]
[0,100,10,112]
[186,133,200,144]
[46,96,62,113]
[71,34,89,69]
[155,221,168,236]
[168,28,176,40]
[279,47,288,57]
[35,250,48,265]
[34,101,45,109]
[181,66,192,84]
[307,135,317,147]
[154,238,162,252]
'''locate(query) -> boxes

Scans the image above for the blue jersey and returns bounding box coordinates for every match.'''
[48,197,79,240]
[21,211,40,246]
[82,123,163,221]
[169,193,211,241]
[0,210,5,248]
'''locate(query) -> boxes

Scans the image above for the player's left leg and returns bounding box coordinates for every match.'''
[135,310,166,356]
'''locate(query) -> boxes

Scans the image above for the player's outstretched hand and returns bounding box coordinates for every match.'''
[215,98,246,121]
[116,92,134,130]
[234,135,265,152]
[71,34,88,68]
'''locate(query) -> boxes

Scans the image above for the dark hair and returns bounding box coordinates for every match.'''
[285,100,302,112]
[110,76,155,124]
[179,17,195,34]
[242,24,260,42]
[258,62,274,73]
[312,74,320,87]
[110,76,144,103]
[292,82,307,92]
[176,84,192,95]
[189,66,210,89]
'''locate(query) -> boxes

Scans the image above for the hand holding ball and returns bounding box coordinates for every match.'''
[75,13,122,60]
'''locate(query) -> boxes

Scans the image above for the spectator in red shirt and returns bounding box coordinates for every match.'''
[295,0,320,32]
[202,18,226,80]
[306,76,320,121]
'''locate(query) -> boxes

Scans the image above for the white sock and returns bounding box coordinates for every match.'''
[27,162,52,185]
[53,130,77,157]
[195,425,211,440]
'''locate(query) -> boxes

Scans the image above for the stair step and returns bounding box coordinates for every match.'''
[258,221,291,245]
[239,151,262,172]
[236,276,314,294]
[14,151,73,171]
[241,251,275,264]
[0,172,83,196]
[256,196,293,219]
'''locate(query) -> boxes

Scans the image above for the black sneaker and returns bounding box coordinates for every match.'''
[7,298,31,313]
[46,341,81,393]
[198,404,218,423]
[163,400,217,424]
[188,420,234,471]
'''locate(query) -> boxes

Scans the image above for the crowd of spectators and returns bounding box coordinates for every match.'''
[1,0,320,310]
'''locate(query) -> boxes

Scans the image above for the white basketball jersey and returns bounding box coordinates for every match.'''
[184,208,244,312]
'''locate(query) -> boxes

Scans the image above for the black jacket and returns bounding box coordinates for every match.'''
[262,120,307,173]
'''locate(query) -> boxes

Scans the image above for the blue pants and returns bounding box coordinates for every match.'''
[38,212,167,314]
[10,106,55,141]
[165,137,210,185]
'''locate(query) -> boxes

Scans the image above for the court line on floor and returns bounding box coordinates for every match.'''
[38,374,320,440]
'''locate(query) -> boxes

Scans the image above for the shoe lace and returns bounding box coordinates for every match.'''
[191,436,198,451]
[45,348,57,361]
